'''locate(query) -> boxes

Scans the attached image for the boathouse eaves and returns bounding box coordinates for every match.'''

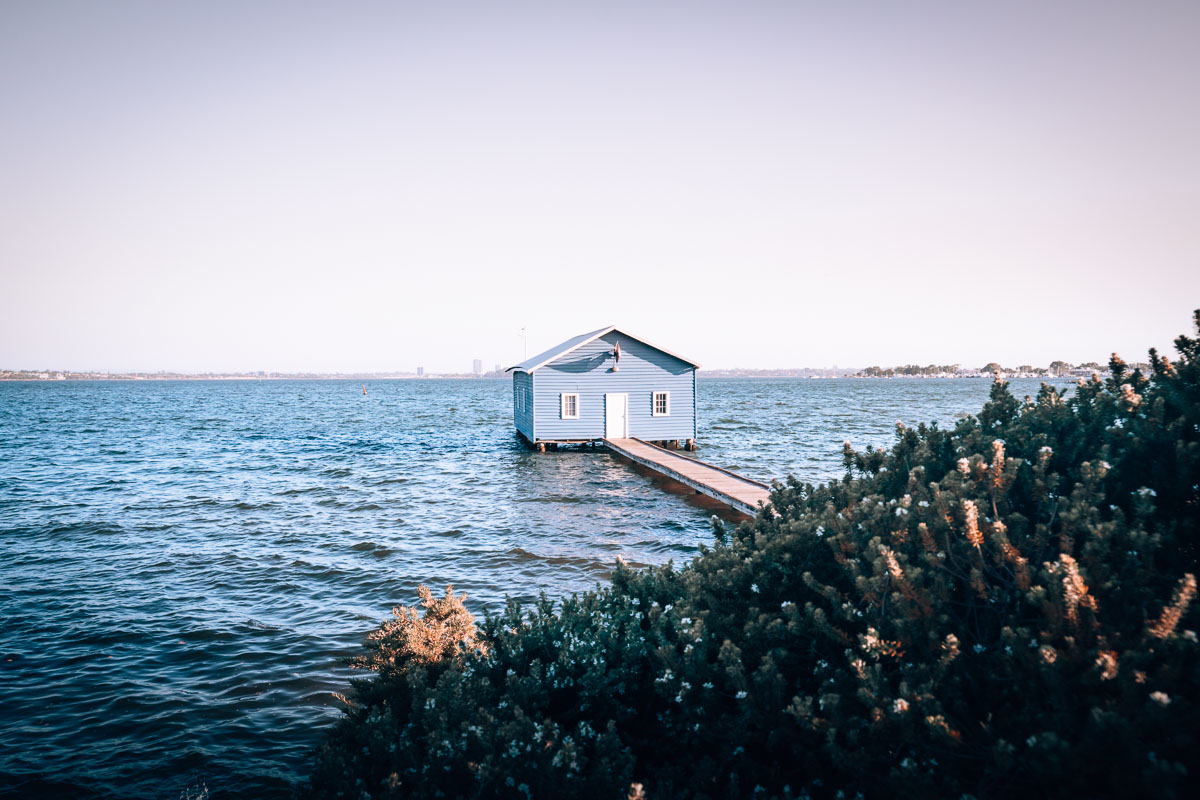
[506,325,701,375]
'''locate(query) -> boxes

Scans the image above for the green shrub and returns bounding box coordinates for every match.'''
[307,313,1200,799]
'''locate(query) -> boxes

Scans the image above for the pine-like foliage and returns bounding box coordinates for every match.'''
[307,312,1200,800]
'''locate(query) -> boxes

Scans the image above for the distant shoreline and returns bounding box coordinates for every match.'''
[1,372,1094,383]
[0,373,509,382]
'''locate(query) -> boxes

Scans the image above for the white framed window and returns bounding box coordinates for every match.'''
[652,391,670,416]
[561,393,580,419]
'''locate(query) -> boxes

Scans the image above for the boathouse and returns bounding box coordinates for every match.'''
[507,326,700,451]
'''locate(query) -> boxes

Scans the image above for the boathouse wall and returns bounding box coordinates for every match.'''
[531,332,696,442]
[513,370,534,441]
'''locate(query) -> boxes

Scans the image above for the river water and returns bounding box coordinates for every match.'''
[0,377,1065,798]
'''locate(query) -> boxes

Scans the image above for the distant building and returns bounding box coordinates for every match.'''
[494,363,501,375]
[506,325,699,449]
[473,359,483,375]
[417,366,424,377]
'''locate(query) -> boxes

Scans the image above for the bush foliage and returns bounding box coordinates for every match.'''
[308,313,1200,799]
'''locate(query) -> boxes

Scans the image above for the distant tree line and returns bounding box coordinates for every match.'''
[858,360,1128,378]
[859,364,964,377]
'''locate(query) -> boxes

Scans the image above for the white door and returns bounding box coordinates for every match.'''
[605,393,628,438]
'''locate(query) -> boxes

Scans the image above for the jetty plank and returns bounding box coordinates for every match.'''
[603,438,772,517]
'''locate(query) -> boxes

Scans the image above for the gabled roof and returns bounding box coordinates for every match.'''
[506,325,701,373]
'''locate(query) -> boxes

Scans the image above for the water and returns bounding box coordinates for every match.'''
[0,377,1066,798]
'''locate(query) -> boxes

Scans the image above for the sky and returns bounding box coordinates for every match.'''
[1,0,1197,373]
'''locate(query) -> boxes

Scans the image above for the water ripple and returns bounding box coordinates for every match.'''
[0,377,1068,798]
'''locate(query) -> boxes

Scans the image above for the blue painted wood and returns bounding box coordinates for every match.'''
[511,371,534,440]
[529,332,695,442]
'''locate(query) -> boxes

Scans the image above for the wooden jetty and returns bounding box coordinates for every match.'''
[603,438,772,518]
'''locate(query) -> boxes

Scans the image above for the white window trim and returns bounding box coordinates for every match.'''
[652,391,670,416]
[561,392,580,420]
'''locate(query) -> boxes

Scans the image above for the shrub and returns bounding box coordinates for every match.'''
[307,313,1200,799]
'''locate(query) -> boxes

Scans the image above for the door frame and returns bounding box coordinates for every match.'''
[604,392,629,438]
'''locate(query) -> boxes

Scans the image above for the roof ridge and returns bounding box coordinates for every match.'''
[506,326,700,373]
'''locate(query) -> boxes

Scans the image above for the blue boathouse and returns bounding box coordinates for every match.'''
[506,326,700,451]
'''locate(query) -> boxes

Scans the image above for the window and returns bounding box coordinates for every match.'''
[652,391,670,416]
[516,383,531,413]
[561,393,580,419]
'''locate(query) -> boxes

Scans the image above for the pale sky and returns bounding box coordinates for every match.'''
[2,0,1197,373]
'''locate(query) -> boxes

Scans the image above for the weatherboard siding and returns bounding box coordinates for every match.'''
[512,371,534,440]
[532,333,695,441]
